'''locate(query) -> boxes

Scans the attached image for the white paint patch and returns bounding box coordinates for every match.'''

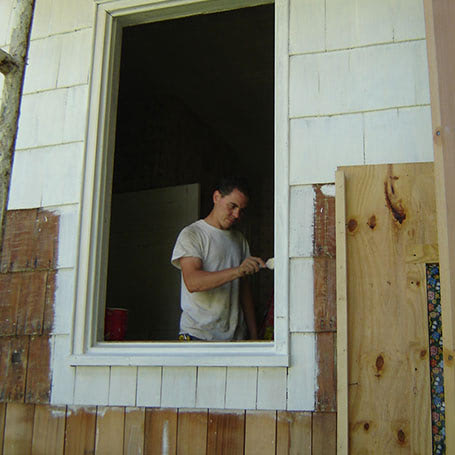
[50,408,67,418]
[320,184,336,197]
[162,421,169,455]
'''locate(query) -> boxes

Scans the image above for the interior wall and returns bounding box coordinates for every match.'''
[108,4,275,339]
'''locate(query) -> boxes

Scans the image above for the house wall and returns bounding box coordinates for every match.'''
[0,0,434,452]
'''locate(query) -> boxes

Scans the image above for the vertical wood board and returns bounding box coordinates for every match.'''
[276,411,312,455]
[124,407,145,455]
[3,403,34,455]
[31,405,66,455]
[244,411,276,455]
[95,406,125,455]
[312,412,336,455]
[64,406,97,455]
[423,1,455,452]
[207,410,245,455]
[176,409,208,455]
[341,163,435,453]
[144,408,178,455]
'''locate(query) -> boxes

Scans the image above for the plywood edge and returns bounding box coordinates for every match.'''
[335,169,348,455]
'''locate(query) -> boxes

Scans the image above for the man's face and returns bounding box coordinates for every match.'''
[212,188,249,230]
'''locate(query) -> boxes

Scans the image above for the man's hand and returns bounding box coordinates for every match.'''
[237,257,266,277]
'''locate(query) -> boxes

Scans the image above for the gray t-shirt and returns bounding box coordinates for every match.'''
[171,219,250,341]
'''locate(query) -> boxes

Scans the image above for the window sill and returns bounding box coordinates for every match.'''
[69,341,289,367]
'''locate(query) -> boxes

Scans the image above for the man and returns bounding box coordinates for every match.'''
[171,177,265,341]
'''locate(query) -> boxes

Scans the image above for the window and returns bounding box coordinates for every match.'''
[72,0,289,366]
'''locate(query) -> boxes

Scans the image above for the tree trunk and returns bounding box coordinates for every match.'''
[0,0,35,250]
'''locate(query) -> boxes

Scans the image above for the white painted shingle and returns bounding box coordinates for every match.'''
[74,366,110,405]
[50,334,75,404]
[109,367,138,406]
[52,268,76,335]
[290,258,314,332]
[161,367,197,408]
[57,28,93,87]
[31,0,94,39]
[225,367,257,410]
[290,114,364,185]
[326,0,426,50]
[23,36,61,93]
[287,333,316,411]
[290,41,430,118]
[364,106,433,165]
[289,185,314,258]
[136,367,162,407]
[257,367,287,410]
[290,0,325,55]
[196,367,227,409]
[15,85,88,149]
[8,142,84,209]
[0,2,13,47]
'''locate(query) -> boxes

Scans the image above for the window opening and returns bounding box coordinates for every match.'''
[104,5,275,342]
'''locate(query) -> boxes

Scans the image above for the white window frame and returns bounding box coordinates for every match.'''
[70,0,289,367]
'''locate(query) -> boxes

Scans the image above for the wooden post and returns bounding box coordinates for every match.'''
[424,1,455,452]
[0,0,35,251]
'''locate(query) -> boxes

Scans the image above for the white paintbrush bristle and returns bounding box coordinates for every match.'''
[265,258,274,270]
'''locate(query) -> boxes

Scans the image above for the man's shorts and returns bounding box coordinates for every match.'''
[178,333,204,341]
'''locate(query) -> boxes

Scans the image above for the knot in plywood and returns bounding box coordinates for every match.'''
[384,176,406,225]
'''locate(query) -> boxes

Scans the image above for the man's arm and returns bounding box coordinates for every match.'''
[240,278,258,340]
[179,256,265,293]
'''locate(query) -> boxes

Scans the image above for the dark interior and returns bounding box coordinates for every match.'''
[105,4,275,341]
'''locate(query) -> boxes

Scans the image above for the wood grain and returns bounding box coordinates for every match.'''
[276,411,312,455]
[342,163,434,453]
[312,412,336,455]
[144,408,178,455]
[64,406,96,455]
[244,411,276,455]
[3,403,34,455]
[95,406,125,455]
[25,335,51,403]
[124,407,145,455]
[424,2,455,452]
[0,336,29,401]
[207,410,245,455]
[177,409,208,455]
[31,405,65,455]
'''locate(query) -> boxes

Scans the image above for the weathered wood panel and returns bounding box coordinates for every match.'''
[276,411,311,455]
[424,1,455,452]
[64,406,97,455]
[144,408,178,455]
[177,409,208,455]
[244,411,276,455]
[312,412,336,455]
[124,407,145,455]
[3,403,34,455]
[341,163,435,453]
[25,335,51,403]
[207,410,245,454]
[95,406,125,455]
[31,405,65,455]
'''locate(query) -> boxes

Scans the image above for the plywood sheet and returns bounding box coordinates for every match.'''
[340,163,435,453]
[276,411,312,455]
[207,410,245,455]
[177,409,208,455]
[31,405,65,455]
[144,408,178,455]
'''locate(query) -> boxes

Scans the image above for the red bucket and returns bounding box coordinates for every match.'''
[104,308,128,341]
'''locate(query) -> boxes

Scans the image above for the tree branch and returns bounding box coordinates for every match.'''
[0,48,18,75]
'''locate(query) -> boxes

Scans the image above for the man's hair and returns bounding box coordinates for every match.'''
[216,176,251,199]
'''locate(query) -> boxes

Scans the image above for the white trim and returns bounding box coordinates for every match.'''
[73,0,289,367]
